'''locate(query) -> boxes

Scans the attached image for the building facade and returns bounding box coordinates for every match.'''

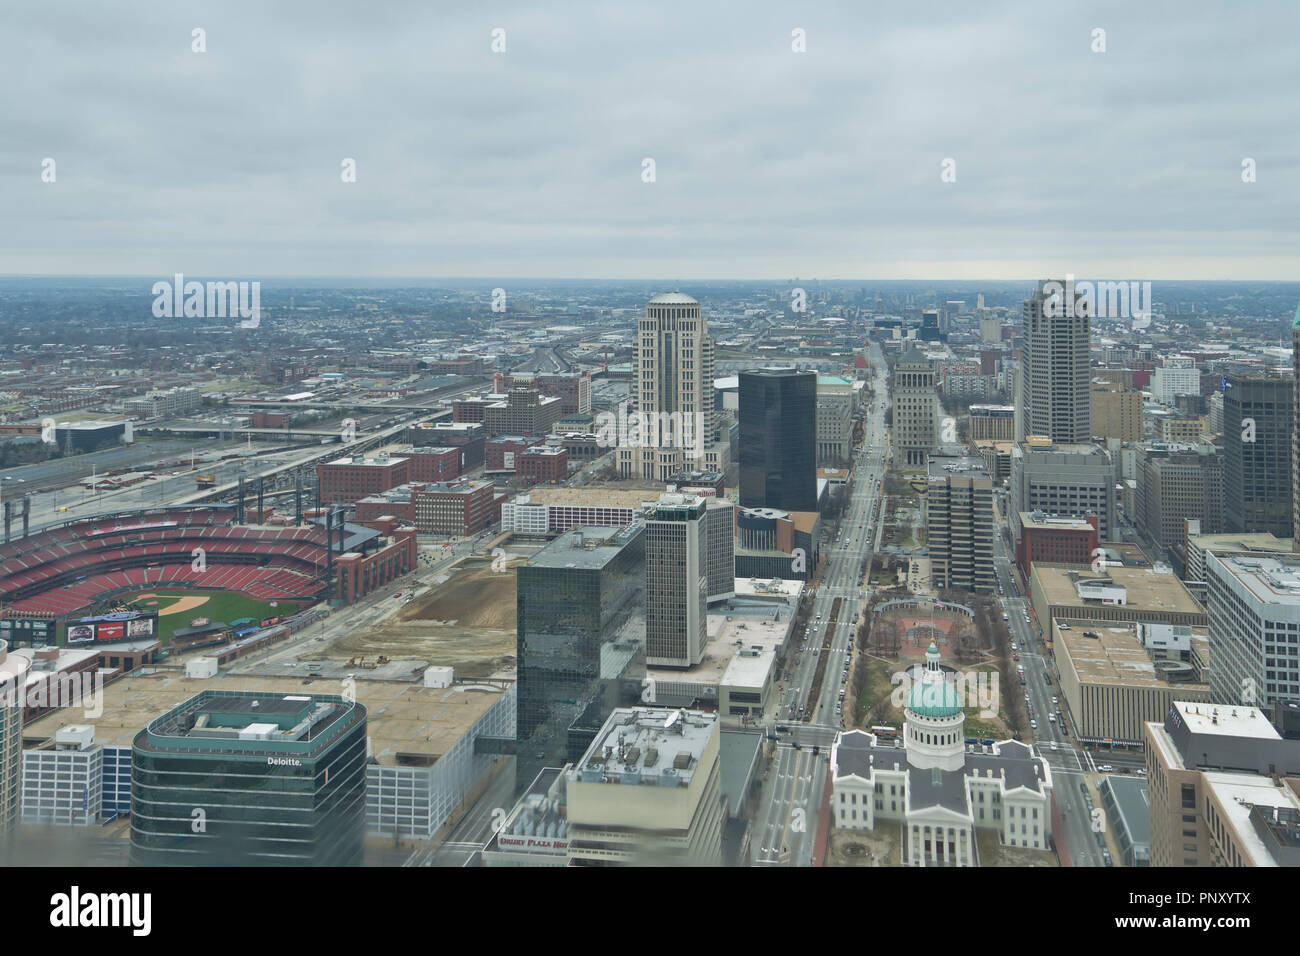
[130,690,367,866]
[926,454,995,592]
[619,293,727,480]
[1223,372,1293,537]
[739,368,817,512]
[1016,280,1091,443]
[644,494,709,668]
[891,350,938,468]
[515,526,646,792]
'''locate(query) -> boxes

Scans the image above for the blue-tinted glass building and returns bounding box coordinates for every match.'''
[130,690,367,866]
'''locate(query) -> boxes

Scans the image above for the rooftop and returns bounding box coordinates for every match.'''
[1020,511,1096,532]
[1054,620,1210,689]
[1172,701,1281,741]
[1210,553,1300,606]
[511,487,659,510]
[569,707,717,788]
[526,525,642,572]
[1032,564,1204,618]
[20,668,505,766]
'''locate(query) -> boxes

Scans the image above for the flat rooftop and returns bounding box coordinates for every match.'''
[512,487,655,510]
[1172,701,1281,742]
[1188,532,1290,555]
[647,605,791,690]
[928,455,988,478]
[1209,554,1300,606]
[325,454,408,467]
[1032,565,1204,618]
[1202,772,1300,866]
[570,707,717,787]
[1020,512,1095,532]
[20,668,506,766]
[526,525,641,571]
[1055,620,1209,689]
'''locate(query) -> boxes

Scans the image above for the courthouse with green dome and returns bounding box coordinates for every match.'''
[829,641,1055,865]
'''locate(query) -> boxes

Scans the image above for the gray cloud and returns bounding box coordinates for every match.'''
[1,0,1297,278]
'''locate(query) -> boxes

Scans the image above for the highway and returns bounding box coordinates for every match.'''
[752,343,887,865]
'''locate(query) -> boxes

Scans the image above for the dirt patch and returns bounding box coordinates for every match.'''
[399,561,517,629]
[330,559,520,679]
[156,595,210,617]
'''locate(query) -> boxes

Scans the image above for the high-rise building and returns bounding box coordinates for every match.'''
[564,707,724,865]
[1017,280,1091,443]
[644,493,709,668]
[1151,361,1202,407]
[926,452,995,592]
[130,690,367,866]
[1009,439,1116,543]
[738,368,817,511]
[815,375,856,466]
[1294,303,1300,552]
[967,404,1015,442]
[703,499,736,602]
[0,641,30,840]
[1090,383,1143,442]
[1133,442,1224,565]
[891,349,938,468]
[1224,372,1294,537]
[1206,552,1300,708]
[618,293,727,480]
[515,526,646,791]
[1144,701,1300,867]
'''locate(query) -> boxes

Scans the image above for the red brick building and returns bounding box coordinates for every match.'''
[409,422,486,469]
[518,445,569,485]
[251,410,289,428]
[485,436,542,474]
[496,371,592,416]
[334,528,418,602]
[412,480,502,536]
[354,488,417,525]
[452,397,494,423]
[406,446,461,483]
[317,454,409,505]
[1017,512,1099,579]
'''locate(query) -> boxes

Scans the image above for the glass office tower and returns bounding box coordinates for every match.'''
[739,368,817,512]
[130,690,367,866]
[515,525,645,792]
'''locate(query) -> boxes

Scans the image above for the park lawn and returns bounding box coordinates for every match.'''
[124,590,301,646]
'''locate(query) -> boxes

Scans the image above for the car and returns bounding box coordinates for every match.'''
[1024,693,1031,701]
[1136,768,1147,776]
[1051,696,1058,706]
[1013,654,1020,661]
[1010,642,1018,651]
[1098,764,1115,772]
[1030,720,1038,729]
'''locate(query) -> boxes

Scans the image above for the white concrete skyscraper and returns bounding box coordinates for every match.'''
[618,293,727,480]
[1016,280,1091,443]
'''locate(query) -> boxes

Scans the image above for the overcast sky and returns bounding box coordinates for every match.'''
[3,1,1298,280]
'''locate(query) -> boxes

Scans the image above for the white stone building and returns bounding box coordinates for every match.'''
[829,642,1054,865]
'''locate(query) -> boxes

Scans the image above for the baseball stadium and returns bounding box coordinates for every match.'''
[0,505,415,646]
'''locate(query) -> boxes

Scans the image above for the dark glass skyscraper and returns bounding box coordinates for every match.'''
[515,525,645,792]
[739,368,817,512]
[1224,371,1294,536]
[130,690,367,866]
